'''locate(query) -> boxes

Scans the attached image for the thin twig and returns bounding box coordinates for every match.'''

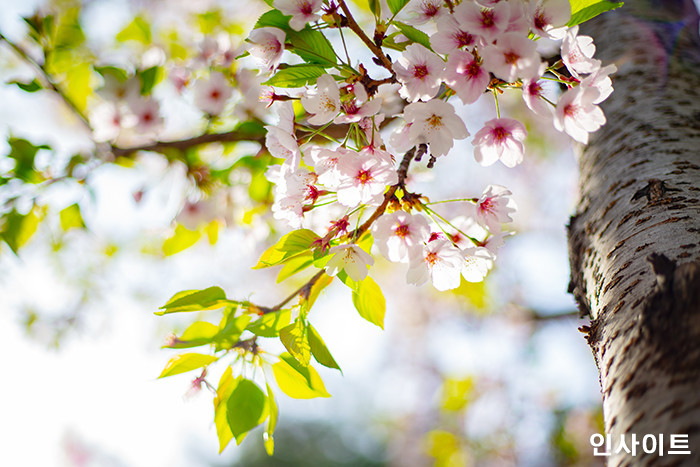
[0,32,92,131]
[262,269,327,314]
[337,0,395,73]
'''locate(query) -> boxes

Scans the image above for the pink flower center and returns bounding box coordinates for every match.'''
[455,31,475,48]
[425,251,438,266]
[564,103,578,118]
[300,1,313,15]
[527,81,542,96]
[395,224,410,238]
[427,114,442,128]
[479,197,494,214]
[343,100,359,115]
[492,126,510,142]
[356,170,373,185]
[142,112,153,123]
[428,232,442,242]
[503,51,519,65]
[422,2,439,17]
[412,64,429,79]
[210,89,221,100]
[534,10,549,30]
[463,60,481,78]
[480,9,496,28]
[305,184,320,202]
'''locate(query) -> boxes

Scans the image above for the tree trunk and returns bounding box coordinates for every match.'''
[567,1,700,466]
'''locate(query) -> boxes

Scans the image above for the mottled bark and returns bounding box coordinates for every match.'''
[568,1,700,466]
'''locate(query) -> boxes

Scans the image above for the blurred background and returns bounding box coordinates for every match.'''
[0,0,604,465]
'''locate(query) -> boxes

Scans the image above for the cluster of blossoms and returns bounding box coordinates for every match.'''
[244,0,616,291]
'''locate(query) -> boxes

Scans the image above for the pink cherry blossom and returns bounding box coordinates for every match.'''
[334,84,382,124]
[553,85,606,144]
[267,164,320,227]
[274,0,324,31]
[265,101,301,167]
[358,114,385,147]
[454,1,510,44]
[529,0,571,39]
[336,153,398,207]
[403,100,469,157]
[475,184,517,232]
[127,97,163,136]
[325,244,374,282]
[522,78,552,116]
[561,26,601,77]
[90,101,129,142]
[581,63,617,104]
[247,27,286,72]
[472,118,527,168]
[481,32,542,82]
[192,72,233,116]
[444,50,490,105]
[301,74,341,125]
[401,0,446,25]
[304,144,354,188]
[407,239,464,291]
[430,15,477,54]
[393,44,446,102]
[372,211,430,263]
[446,212,487,249]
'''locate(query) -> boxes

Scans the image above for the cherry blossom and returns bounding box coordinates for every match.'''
[273,0,324,31]
[127,97,164,136]
[403,100,469,157]
[461,246,495,282]
[301,74,341,125]
[372,211,430,263]
[334,84,382,124]
[454,1,510,44]
[325,244,374,282]
[444,50,490,105]
[393,44,446,103]
[401,0,446,25]
[234,69,269,121]
[561,26,601,77]
[267,164,320,227]
[192,72,233,116]
[90,101,130,142]
[446,212,487,249]
[430,15,477,54]
[475,184,517,232]
[581,64,617,104]
[481,32,542,82]
[336,153,398,207]
[472,118,527,168]
[304,144,354,188]
[406,239,464,291]
[247,27,286,72]
[358,114,385,147]
[522,77,552,116]
[265,101,301,167]
[553,85,606,144]
[529,0,571,39]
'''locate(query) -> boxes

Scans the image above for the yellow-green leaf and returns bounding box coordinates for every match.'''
[116,15,151,43]
[272,353,330,399]
[264,383,278,455]
[165,321,219,348]
[279,319,310,366]
[163,224,201,256]
[254,229,320,268]
[262,65,327,88]
[277,252,314,283]
[351,276,386,329]
[568,0,624,26]
[246,309,292,338]
[59,203,85,231]
[158,353,218,378]
[308,324,341,371]
[214,367,235,453]
[157,286,230,314]
[227,378,268,444]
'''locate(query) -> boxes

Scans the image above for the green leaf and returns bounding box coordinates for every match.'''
[305,273,334,309]
[158,353,218,378]
[308,324,341,371]
[59,203,85,231]
[272,352,330,399]
[165,321,219,349]
[387,0,410,16]
[279,319,311,366]
[215,313,252,350]
[264,383,278,456]
[277,252,314,282]
[163,224,201,255]
[1,207,41,254]
[116,15,151,43]
[94,65,129,82]
[138,66,161,95]
[351,276,386,329]
[254,9,291,30]
[214,367,235,452]
[9,79,42,92]
[6,137,50,183]
[369,0,382,18]
[254,229,320,268]
[262,65,327,88]
[246,309,292,338]
[394,22,433,50]
[568,0,624,26]
[227,378,268,444]
[63,62,93,112]
[157,286,229,315]
[287,29,337,67]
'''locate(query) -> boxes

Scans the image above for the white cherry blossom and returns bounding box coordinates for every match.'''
[529,0,571,39]
[336,153,398,207]
[430,15,477,54]
[301,74,341,125]
[265,101,301,167]
[461,246,495,282]
[553,85,606,144]
[192,72,233,116]
[403,100,469,157]
[247,27,286,72]
[127,97,163,136]
[267,164,320,228]
[372,211,430,263]
[393,44,446,103]
[581,63,617,104]
[407,239,464,291]
[475,184,517,232]
[522,78,552,116]
[401,0,446,25]
[304,144,354,188]
[325,244,374,282]
[454,1,510,44]
[334,84,382,124]
[273,0,324,31]
[561,26,601,77]
[481,33,542,82]
[472,117,527,168]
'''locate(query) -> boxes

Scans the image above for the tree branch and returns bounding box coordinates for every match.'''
[337,0,395,73]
